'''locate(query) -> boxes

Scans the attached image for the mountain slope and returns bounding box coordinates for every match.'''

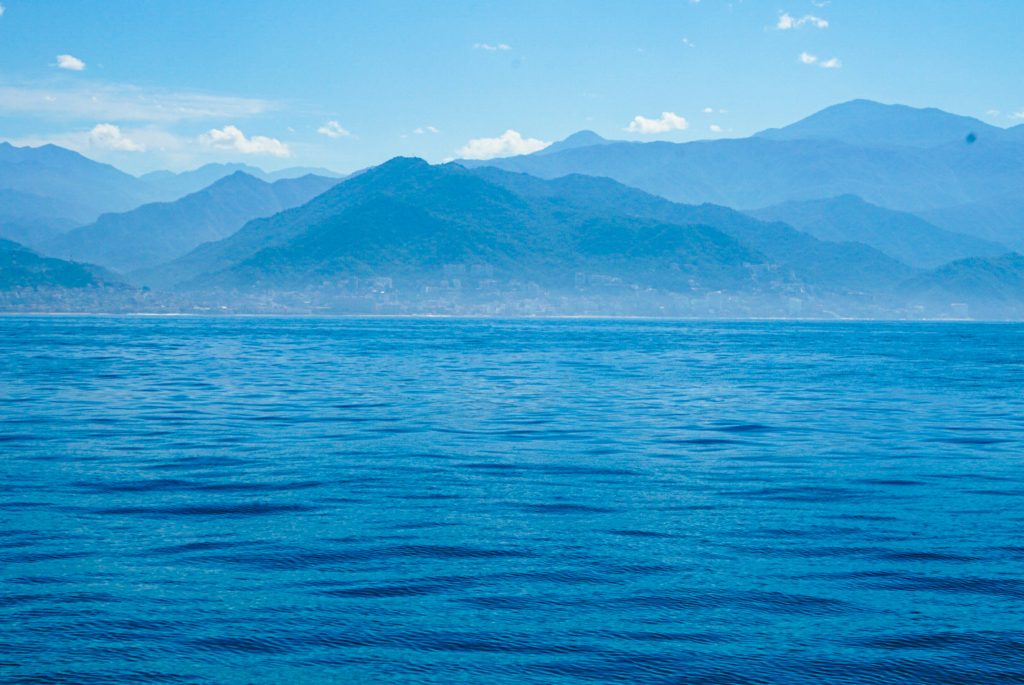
[142,158,915,306]
[751,195,1007,268]
[755,100,1003,148]
[0,142,154,222]
[44,172,339,273]
[461,102,1024,212]
[471,168,915,291]
[140,157,767,293]
[918,194,1024,251]
[902,253,1024,317]
[0,238,117,290]
[533,130,612,156]
[141,163,345,201]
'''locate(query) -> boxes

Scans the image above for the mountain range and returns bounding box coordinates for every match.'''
[0,238,116,291]
[462,100,1024,218]
[750,195,1007,269]
[43,172,339,273]
[138,158,767,295]
[1,99,1021,317]
[0,143,344,250]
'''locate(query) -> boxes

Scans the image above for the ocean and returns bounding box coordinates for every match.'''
[2,317,1022,683]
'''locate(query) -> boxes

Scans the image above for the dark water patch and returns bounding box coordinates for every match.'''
[145,456,253,470]
[728,485,862,502]
[515,502,618,514]
[146,540,251,555]
[862,574,1024,599]
[1,550,94,563]
[189,634,293,655]
[70,478,194,493]
[319,576,474,599]
[623,589,855,616]
[856,478,926,487]
[874,550,979,563]
[930,436,1012,446]
[712,422,777,433]
[90,502,314,517]
[384,544,533,560]
[605,529,677,538]
[665,437,748,446]
[195,480,326,493]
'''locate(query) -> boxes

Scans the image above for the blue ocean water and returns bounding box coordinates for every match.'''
[1,317,1023,684]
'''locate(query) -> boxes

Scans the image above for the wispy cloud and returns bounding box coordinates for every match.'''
[414,126,440,134]
[55,54,86,71]
[7,125,183,162]
[0,4,6,17]
[457,129,549,159]
[776,12,828,30]
[317,120,351,138]
[88,123,144,151]
[709,124,723,133]
[0,82,275,123]
[799,52,841,68]
[625,111,688,134]
[473,43,511,51]
[199,125,290,157]
[1012,111,1024,120]
[682,37,695,48]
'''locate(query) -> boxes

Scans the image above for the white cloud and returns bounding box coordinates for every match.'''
[0,4,6,17]
[776,12,828,30]
[457,129,549,160]
[703,107,714,113]
[199,125,290,157]
[709,124,723,133]
[1012,111,1024,120]
[682,37,695,48]
[799,52,841,68]
[317,120,350,138]
[473,43,511,51]
[414,125,440,134]
[88,123,144,151]
[0,83,274,123]
[625,111,689,134]
[56,54,86,71]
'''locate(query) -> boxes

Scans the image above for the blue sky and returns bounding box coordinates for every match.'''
[2,0,1022,174]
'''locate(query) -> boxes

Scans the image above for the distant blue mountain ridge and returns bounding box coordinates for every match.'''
[1,99,1022,316]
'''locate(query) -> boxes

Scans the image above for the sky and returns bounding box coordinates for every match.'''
[1,0,1022,175]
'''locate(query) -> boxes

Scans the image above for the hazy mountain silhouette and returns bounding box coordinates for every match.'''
[44,172,339,273]
[141,163,344,201]
[751,195,1007,268]
[460,101,1024,212]
[472,168,914,291]
[0,238,117,290]
[0,142,153,223]
[918,193,1024,251]
[902,253,1024,317]
[139,158,916,300]
[755,99,1006,148]
[140,157,768,292]
[533,130,612,156]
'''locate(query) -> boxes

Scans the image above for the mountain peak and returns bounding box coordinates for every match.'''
[755,100,999,148]
[535,130,610,156]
